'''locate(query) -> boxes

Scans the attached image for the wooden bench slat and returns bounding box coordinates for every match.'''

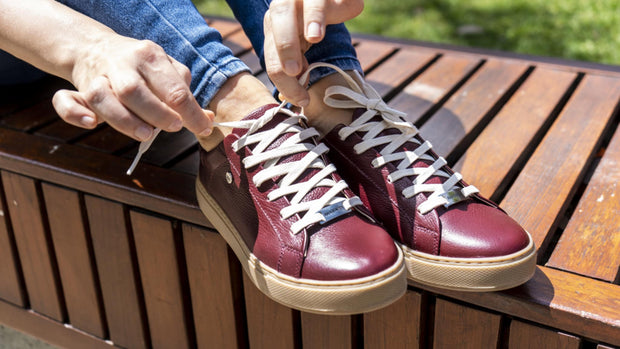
[501,74,620,253]
[546,125,620,282]
[76,127,136,154]
[223,29,254,56]
[453,68,577,198]
[301,313,353,349]
[1,171,65,321]
[433,299,501,348]
[420,59,530,161]
[85,195,148,349]
[131,210,193,348]
[206,18,244,38]
[508,320,581,349]
[365,48,437,98]
[42,183,106,338]
[389,54,481,125]
[122,128,197,167]
[0,99,57,132]
[182,223,246,349]
[352,39,396,72]
[0,127,208,227]
[363,291,423,349]
[415,266,620,346]
[0,299,120,349]
[0,175,26,307]
[34,120,92,143]
[243,272,298,349]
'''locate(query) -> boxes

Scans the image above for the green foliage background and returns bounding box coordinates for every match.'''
[192,0,620,65]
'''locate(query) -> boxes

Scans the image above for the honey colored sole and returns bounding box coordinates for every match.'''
[402,236,537,292]
[196,180,407,315]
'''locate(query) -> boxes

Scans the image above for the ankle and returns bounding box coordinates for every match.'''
[303,70,358,135]
[199,72,277,150]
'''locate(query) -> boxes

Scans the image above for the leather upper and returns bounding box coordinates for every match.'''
[324,110,531,259]
[198,105,399,280]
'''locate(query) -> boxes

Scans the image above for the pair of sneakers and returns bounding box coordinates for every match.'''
[195,63,537,315]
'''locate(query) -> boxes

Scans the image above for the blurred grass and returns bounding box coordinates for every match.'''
[191,0,620,65]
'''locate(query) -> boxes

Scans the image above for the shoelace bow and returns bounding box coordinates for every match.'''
[128,100,361,235]
[300,63,479,214]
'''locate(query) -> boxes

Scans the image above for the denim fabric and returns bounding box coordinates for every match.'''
[4,0,361,103]
[226,0,363,85]
[57,0,250,107]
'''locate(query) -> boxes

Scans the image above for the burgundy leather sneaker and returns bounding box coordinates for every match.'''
[195,103,406,314]
[306,63,536,292]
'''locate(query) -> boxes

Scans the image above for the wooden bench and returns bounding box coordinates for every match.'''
[0,17,618,348]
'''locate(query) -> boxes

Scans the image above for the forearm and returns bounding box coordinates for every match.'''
[0,0,116,82]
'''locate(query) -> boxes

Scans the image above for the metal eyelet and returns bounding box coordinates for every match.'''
[225,172,233,184]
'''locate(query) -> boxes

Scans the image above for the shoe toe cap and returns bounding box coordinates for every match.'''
[301,216,399,281]
[438,201,532,259]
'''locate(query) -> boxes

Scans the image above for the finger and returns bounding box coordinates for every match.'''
[84,75,155,141]
[266,0,303,76]
[170,57,192,87]
[324,0,364,24]
[52,89,98,129]
[304,0,326,43]
[134,41,212,136]
[108,69,185,133]
[264,20,310,107]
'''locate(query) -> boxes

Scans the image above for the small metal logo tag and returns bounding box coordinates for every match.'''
[319,201,351,224]
[440,189,468,208]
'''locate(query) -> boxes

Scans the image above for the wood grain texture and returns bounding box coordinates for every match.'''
[363,290,422,349]
[433,299,501,349]
[420,58,529,159]
[365,48,436,98]
[42,183,106,338]
[1,171,64,321]
[0,298,118,349]
[85,195,148,349]
[243,272,298,349]
[508,320,581,349]
[131,210,192,349]
[0,175,25,306]
[547,125,620,282]
[454,68,577,198]
[501,74,620,253]
[353,39,397,72]
[0,99,57,131]
[389,54,481,125]
[0,128,208,226]
[301,313,352,349]
[414,266,620,347]
[183,223,245,349]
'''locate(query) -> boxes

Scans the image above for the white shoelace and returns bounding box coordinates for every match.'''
[216,103,362,234]
[300,63,479,214]
[128,100,361,234]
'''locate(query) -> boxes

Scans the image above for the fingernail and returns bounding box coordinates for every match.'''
[298,99,310,107]
[168,118,183,131]
[199,127,212,137]
[80,115,96,128]
[135,126,153,141]
[284,60,300,76]
[307,22,322,39]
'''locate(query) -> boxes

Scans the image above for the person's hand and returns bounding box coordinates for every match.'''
[52,34,213,141]
[263,0,363,107]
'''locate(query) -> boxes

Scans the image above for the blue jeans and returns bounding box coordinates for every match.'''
[6,0,362,107]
